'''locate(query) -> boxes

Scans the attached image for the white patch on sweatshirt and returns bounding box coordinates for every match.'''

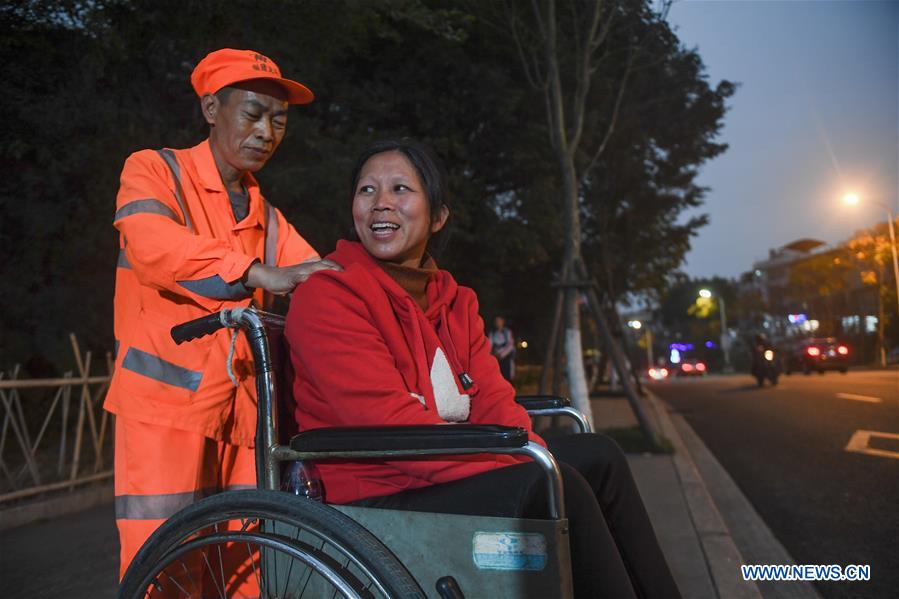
[430,347,470,422]
[410,392,426,406]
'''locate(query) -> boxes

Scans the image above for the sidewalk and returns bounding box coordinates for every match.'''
[592,392,819,599]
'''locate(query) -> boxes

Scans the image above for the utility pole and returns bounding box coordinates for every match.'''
[700,288,732,372]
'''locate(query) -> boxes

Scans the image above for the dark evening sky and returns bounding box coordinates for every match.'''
[666,0,898,278]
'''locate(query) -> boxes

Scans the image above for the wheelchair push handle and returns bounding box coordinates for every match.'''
[171,307,285,345]
[171,312,229,344]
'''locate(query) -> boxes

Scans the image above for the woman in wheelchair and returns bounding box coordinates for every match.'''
[284,139,680,599]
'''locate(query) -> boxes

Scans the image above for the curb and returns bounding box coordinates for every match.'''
[670,409,820,599]
[0,482,113,532]
[644,390,762,599]
[646,391,821,599]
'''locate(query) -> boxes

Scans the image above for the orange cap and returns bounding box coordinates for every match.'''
[190,48,314,105]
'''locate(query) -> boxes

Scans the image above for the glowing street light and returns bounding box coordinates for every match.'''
[842,192,899,327]
[842,193,860,207]
[697,288,732,372]
[627,320,653,367]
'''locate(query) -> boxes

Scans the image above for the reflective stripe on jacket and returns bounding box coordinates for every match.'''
[105,139,318,445]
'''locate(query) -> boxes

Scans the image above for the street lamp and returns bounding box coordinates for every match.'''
[842,193,899,324]
[699,288,732,372]
[627,320,653,367]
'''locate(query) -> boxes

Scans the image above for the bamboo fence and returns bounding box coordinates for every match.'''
[0,334,113,504]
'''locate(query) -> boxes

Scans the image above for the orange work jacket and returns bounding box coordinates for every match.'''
[104,139,318,446]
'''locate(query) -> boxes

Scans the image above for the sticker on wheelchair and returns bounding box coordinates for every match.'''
[472,532,547,571]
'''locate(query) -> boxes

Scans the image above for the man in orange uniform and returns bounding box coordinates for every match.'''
[104,48,340,579]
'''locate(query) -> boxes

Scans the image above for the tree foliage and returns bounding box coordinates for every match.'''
[0,0,732,371]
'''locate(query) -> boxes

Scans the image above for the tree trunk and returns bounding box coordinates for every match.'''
[564,286,592,421]
[559,151,593,424]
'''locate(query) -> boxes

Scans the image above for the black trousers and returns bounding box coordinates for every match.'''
[354,433,680,599]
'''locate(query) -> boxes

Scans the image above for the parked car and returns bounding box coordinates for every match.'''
[784,337,850,375]
[675,358,707,377]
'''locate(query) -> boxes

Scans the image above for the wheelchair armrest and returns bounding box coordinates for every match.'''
[515,395,571,411]
[289,424,528,453]
[281,425,566,520]
[517,395,593,434]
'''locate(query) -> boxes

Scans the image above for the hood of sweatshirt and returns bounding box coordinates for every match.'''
[327,240,478,421]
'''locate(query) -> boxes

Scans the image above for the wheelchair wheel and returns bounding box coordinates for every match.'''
[119,489,424,599]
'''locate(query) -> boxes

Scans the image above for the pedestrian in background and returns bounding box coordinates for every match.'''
[489,316,516,382]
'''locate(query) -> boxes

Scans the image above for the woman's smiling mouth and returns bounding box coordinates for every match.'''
[370,221,400,239]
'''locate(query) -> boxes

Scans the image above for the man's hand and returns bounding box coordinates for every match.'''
[244,259,342,295]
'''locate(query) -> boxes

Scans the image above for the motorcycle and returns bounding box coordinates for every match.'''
[750,342,781,387]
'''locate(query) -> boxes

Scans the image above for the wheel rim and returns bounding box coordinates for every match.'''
[134,529,370,599]
[182,512,393,597]
[121,491,423,599]
[131,513,394,599]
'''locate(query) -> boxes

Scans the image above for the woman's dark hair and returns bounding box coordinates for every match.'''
[347,139,452,258]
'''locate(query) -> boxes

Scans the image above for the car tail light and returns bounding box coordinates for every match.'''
[682,363,694,372]
[661,368,669,377]
[837,345,849,355]
[807,347,821,357]
[696,362,706,372]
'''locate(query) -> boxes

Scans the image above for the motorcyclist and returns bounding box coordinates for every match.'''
[750,333,781,386]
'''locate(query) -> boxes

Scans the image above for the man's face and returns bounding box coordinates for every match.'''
[204,79,289,174]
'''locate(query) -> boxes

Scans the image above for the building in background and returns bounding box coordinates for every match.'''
[743,223,894,364]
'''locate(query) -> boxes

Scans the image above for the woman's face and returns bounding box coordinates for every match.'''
[352,151,448,268]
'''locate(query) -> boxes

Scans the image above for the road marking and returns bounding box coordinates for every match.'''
[845,430,899,460]
[836,392,882,403]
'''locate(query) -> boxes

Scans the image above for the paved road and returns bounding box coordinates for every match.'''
[649,369,898,599]
[0,502,119,598]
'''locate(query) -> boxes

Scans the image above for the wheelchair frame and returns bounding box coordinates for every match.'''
[122,306,592,598]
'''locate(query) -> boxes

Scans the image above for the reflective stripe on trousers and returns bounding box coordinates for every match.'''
[115,484,256,520]
[114,417,256,579]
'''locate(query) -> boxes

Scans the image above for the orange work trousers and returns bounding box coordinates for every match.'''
[114,417,257,594]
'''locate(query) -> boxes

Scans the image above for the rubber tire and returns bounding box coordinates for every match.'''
[770,375,779,386]
[119,489,424,599]
[755,375,764,387]
[840,368,848,374]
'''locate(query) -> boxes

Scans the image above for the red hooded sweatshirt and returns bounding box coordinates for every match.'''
[285,240,545,504]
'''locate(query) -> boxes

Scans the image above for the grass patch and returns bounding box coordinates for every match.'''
[600,426,674,454]
[512,364,542,395]
[535,423,673,454]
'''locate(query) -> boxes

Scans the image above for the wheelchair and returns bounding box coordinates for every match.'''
[119,307,592,599]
